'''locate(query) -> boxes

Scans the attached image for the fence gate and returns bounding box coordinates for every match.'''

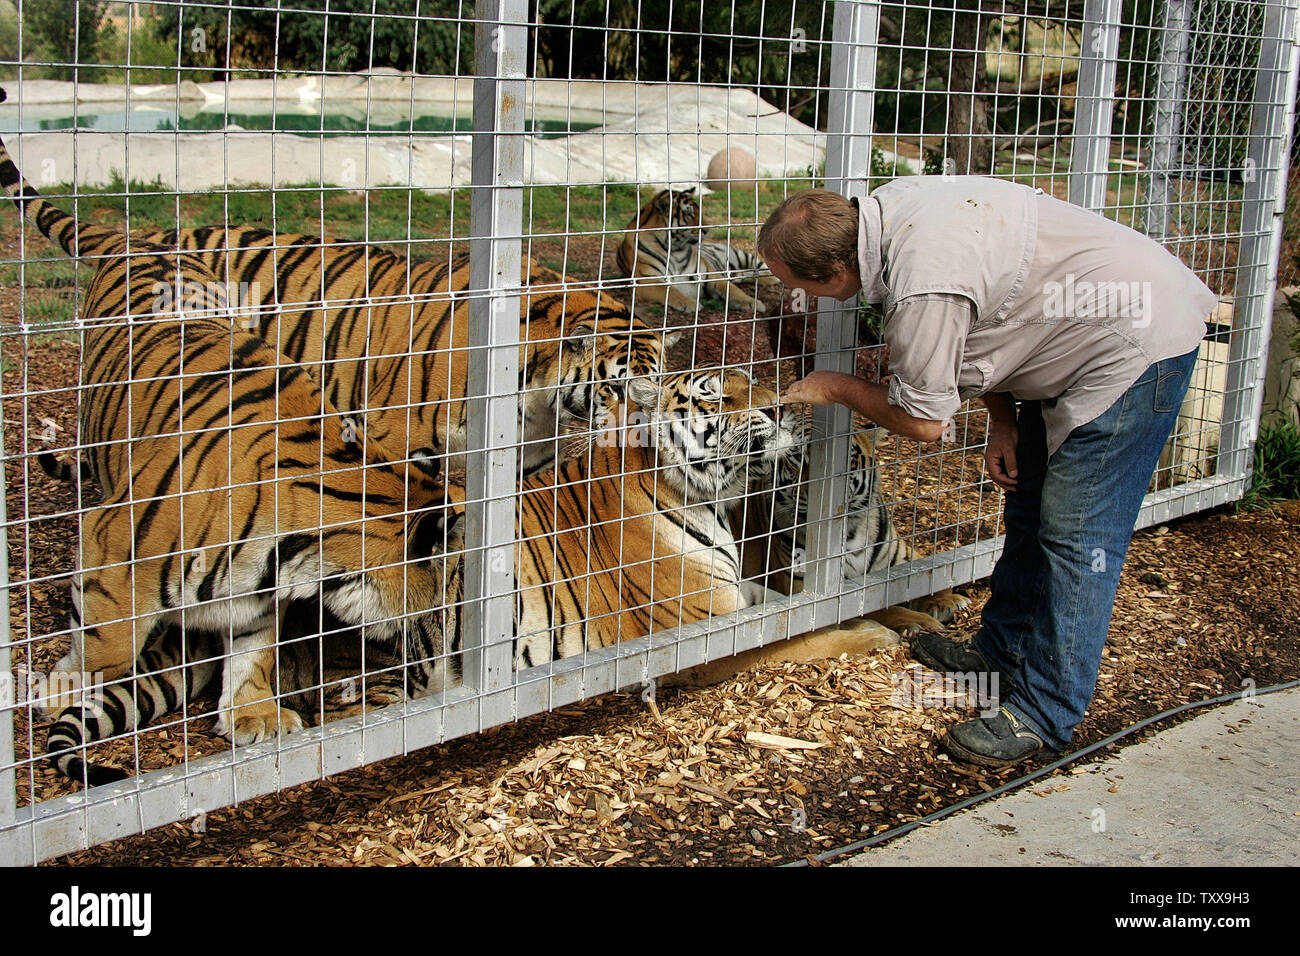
[1,0,1296,865]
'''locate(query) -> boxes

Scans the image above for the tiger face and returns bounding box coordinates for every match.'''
[735,413,897,592]
[771,415,884,525]
[521,279,672,472]
[654,187,705,248]
[512,365,800,669]
[627,366,798,503]
[616,187,775,315]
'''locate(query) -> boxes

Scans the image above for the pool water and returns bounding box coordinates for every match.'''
[0,107,602,138]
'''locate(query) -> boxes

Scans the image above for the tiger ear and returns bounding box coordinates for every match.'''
[692,368,726,399]
[653,190,673,216]
[563,315,597,340]
[626,376,660,412]
[407,446,442,482]
[410,504,465,559]
[856,425,885,453]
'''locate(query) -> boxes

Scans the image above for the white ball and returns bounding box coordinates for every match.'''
[705,147,758,191]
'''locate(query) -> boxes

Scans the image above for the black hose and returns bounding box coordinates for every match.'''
[786,678,1300,866]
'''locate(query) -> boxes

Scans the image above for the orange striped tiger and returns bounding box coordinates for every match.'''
[615,187,779,315]
[127,227,669,478]
[511,366,796,667]
[0,120,464,785]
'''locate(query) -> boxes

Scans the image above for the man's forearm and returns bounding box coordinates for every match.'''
[823,374,947,443]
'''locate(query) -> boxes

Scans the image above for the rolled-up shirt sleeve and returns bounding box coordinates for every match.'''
[882,292,975,422]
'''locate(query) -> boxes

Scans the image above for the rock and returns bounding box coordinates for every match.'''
[705,147,757,190]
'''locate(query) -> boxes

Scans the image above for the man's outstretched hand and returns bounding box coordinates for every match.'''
[780,371,947,444]
[779,371,848,407]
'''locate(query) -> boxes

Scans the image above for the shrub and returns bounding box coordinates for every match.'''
[1241,417,1300,508]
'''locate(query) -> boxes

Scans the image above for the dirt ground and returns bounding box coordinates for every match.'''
[3,231,1297,866]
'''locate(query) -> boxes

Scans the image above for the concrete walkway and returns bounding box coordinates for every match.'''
[839,687,1300,866]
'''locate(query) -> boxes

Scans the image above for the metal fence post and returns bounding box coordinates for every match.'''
[462,0,527,731]
[805,0,881,601]
[1218,0,1300,481]
[1144,0,1195,239]
[1070,0,1123,211]
[0,401,17,863]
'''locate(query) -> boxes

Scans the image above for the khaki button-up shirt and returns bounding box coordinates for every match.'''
[859,178,1216,455]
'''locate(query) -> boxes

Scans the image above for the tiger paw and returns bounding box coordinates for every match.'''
[322,678,405,714]
[866,605,946,639]
[739,579,783,607]
[909,589,972,624]
[217,703,306,746]
[819,615,903,648]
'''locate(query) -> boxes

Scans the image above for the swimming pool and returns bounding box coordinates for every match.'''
[0,104,604,138]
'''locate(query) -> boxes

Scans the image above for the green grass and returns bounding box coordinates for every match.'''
[22,294,77,326]
[17,177,809,257]
[0,256,78,292]
[26,328,82,346]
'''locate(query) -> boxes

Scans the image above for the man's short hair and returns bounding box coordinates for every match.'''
[757,189,860,283]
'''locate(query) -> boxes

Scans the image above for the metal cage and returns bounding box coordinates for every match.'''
[1,0,1295,864]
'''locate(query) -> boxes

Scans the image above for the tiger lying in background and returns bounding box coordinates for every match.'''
[122,225,670,479]
[0,128,464,786]
[615,187,779,315]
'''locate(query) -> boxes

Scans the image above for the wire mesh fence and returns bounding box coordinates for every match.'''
[0,0,1295,864]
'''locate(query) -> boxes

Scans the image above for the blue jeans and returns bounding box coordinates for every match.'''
[972,348,1198,750]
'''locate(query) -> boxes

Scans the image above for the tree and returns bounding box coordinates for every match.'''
[946,1,994,174]
[26,0,106,80]
[532,1,830,128]
[153,0,474,77]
